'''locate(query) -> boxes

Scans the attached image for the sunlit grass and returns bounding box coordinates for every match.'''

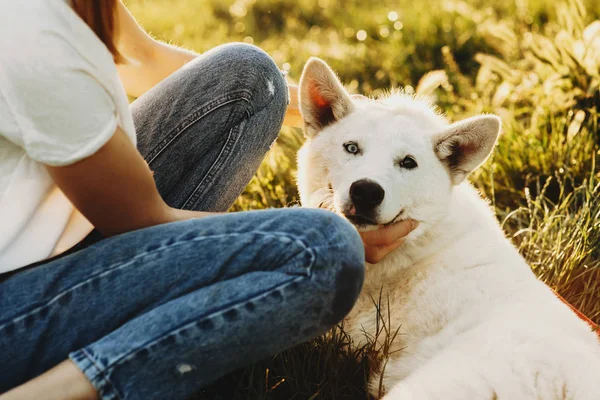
[125,0,600,398]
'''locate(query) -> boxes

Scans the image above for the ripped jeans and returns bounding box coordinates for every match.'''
[0,43,365,399]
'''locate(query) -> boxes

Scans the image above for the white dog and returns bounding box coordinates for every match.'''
[296,57,600,400]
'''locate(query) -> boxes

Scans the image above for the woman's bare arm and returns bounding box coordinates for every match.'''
[115,1,198,98]
[115,1,302,127]
[46,127,211,237]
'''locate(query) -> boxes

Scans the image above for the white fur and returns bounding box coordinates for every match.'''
[297,58,600,399]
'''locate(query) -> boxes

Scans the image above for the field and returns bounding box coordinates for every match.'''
[125,0,600,398]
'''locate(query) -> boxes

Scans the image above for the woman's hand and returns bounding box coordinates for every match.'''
[360,220,418,264]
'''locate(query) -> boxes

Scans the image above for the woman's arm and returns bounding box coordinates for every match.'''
[46,127,211,237]
[115,1,198,98]
[115,1,303,127]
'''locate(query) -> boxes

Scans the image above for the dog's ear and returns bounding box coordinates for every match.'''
[433,115,501,184]
[299,57,354,137]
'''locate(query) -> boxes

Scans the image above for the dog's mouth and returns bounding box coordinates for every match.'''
[346,214,378,226]
[383,209,405,227]
[343,208,405,227]
[322,182,405,227]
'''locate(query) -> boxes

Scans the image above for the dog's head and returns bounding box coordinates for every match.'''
[296,57,501,232]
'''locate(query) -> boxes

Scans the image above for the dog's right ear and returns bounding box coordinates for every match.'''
[433,115,501,185]
[299,57,354,137]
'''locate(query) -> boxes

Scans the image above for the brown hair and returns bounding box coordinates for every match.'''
[71,0,123,63]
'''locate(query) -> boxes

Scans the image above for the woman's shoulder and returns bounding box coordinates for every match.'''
[0,0,113,71]
[1,0,74,37]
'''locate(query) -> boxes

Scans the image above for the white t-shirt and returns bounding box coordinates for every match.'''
[0,0,137,273]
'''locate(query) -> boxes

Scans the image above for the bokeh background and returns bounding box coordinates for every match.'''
[125,0,599,398]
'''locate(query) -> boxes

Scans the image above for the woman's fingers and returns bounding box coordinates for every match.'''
[360,219,418,247]
[365,238,406,264]
[360,219,418,264]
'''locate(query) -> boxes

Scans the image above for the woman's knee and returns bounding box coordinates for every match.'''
[189,42,288,118]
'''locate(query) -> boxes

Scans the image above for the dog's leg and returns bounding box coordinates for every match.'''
[380,372,496,400]
[376,351,501,400]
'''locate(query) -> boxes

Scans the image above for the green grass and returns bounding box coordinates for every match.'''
[125,0,600,398]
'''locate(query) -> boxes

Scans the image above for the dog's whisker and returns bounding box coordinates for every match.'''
[311,185,336,212]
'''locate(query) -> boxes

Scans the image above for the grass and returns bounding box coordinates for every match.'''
[125,0,600,398]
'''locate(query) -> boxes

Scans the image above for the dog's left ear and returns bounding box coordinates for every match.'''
[433,115,501,185]
[299,57,354,137]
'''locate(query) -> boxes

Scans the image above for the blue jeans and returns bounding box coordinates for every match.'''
[0,43,365,399]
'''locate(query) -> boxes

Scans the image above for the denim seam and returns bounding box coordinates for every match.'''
[0,231,315,329]
[99,274,307,374]
[78,348,123,400]
[180,69,286,209]
[181,121,243,209]
[145,89,253,165]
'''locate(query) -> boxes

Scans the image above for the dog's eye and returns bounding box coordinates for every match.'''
[343,142,360,155]
[399,156,418,169]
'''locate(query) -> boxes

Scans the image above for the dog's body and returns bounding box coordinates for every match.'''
[296,58,600,399]
[338,183,600,399]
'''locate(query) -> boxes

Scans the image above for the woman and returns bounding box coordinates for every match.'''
[0,1,416,399]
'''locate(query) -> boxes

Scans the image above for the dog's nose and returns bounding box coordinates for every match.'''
[349,179,385,211]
